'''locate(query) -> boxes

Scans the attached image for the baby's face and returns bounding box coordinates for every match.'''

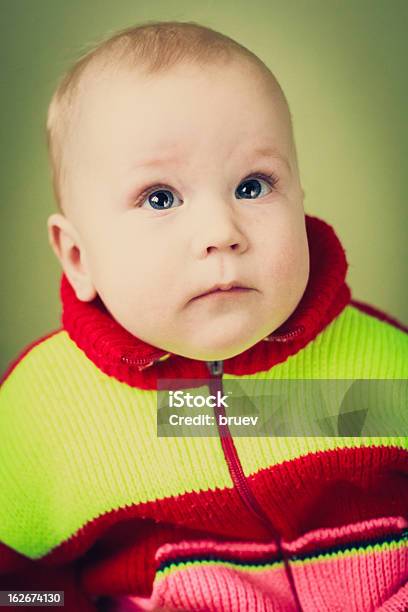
[63,59,309,361]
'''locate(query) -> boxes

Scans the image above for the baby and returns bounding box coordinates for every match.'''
[1,21,407,612]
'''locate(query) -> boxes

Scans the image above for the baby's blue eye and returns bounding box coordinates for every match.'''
[138,175,276,210]
[143,189,180,210]
[235,177,272,200]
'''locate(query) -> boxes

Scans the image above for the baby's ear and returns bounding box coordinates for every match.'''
[47,213,97,302]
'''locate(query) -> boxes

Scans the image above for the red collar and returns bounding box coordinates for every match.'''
[61,215,351,389]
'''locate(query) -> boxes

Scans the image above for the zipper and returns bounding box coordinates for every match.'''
[206,359,303,612]
[206,360,278,532]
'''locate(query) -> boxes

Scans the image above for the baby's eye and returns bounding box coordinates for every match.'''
[139,188,182,210]
[235,174,277,200]
[136,173,278,210]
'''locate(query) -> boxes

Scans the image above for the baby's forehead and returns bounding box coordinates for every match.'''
[62,57,295,210]
[76,63,290,158]
[78,53,285,113]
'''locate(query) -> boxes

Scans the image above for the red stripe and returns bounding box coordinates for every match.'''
[2,446,406,599]
[350,299,407,333]
[1,445,402,567]
[79,443,408,599]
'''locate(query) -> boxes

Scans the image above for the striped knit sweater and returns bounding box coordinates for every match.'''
[0,216,407,612]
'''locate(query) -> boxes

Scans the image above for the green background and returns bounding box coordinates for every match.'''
[1,0,407,375]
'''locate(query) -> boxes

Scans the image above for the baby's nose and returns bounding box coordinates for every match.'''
[192,199,248,258]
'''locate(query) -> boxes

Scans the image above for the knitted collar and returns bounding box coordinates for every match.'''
[61,215,351,389]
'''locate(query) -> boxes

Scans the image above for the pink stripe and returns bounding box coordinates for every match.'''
[284,516,408,556]
[112,536,408,611]
[377,581,408,611]
[154,517,408,564]
[293,545,408,611]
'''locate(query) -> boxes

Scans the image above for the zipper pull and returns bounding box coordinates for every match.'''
[206,360,223,376]
[120,352,170,371]
[263,325,305,343]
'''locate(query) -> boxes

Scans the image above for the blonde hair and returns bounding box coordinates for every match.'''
[46,20,286,211]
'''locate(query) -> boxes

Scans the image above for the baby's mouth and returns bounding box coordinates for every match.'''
[191,282,253,301]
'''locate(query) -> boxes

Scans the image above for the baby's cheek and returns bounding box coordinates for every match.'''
[271,236,304,276]
[268,235,309,300]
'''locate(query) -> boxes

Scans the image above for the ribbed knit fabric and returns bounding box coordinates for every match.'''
[0,215,407,612]
[114,521,408,611]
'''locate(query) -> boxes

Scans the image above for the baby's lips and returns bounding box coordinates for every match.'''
[190,280,251,301]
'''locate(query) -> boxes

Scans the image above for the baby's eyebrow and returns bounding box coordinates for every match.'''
[134,154,180,169]
[249,147,291,173]
[134,146,291,172]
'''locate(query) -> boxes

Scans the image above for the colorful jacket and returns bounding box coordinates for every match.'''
[1,216,407,612]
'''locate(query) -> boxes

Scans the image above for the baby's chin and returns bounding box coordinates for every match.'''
[170,344,252,362]
[122,306,288,361]
[164,325,274,362]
